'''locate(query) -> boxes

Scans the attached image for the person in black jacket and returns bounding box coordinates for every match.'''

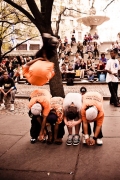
[0,71,16,111]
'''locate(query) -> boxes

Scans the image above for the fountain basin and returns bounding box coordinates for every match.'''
[77,15,110,35]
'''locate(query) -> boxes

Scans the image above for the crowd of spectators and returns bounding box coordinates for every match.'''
[0,56,33,83]
[58,32,110,82]
[0,32,120,85]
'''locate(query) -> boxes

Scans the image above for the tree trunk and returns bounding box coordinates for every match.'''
[0,39,2,62]
[49,49,65,98]
[2,0,65,98]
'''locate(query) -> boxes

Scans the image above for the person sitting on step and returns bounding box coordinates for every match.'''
[0,71,16,111]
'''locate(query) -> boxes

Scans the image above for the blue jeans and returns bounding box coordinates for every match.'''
[88,75,94,81]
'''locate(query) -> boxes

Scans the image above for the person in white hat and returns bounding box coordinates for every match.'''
[28,89,51,143]
[81,91,104,146]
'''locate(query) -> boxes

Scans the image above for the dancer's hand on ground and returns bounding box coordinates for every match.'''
[86,138,90,145]
[89,138,96,146]
[38,134,45,142]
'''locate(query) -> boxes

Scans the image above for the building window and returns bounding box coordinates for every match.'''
[30,44,40,50]
[16,44,27,50]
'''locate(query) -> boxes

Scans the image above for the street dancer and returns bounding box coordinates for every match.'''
[81,91,104,146]
[63,93,82,146]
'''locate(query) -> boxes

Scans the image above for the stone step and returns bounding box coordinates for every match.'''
[17,78,107,85]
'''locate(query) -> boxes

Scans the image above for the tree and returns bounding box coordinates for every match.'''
[0,0,39,61]
[3,0,65,97]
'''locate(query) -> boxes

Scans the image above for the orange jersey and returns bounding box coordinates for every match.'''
[28,89,51,116]
[81,92,104,126]
[50,97,64,124]
[22,60,55,86]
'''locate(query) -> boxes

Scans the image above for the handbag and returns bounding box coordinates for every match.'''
[99,73,105,81]
[75,70,81,76]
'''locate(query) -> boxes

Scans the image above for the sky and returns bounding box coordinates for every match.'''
[80,0,120,41]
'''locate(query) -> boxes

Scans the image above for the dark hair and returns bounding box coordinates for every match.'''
[80,86,87,93]
[101,53,105,56]
[66,106,78,120]
[110,49,117,54]
[3,70,8,74]
[46,111,58,124]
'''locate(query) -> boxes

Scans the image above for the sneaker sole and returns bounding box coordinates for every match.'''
[97,143,103,146]
[66,142,72,146]
[73,142,80,146]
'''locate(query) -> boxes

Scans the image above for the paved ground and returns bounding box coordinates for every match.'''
[0,100,120,180]
[0,83,120,180]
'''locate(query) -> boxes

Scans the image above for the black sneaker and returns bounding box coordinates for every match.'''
[66,135,73,145]
[30,138,37,144]
[73,135,80,146]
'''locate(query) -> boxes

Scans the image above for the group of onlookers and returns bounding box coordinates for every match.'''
[58,32,107,82]
[58,31,120,83]
[0,56,34,111]
[0,56,33,83]
[59,49,108,82]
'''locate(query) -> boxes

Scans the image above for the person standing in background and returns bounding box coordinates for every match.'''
[105,50,120,107]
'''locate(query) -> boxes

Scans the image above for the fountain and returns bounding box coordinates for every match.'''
[77,4,110,35]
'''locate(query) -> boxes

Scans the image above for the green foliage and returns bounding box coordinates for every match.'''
[0,0,39,55]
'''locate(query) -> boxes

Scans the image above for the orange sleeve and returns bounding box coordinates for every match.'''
[96,111,104,126]
[22,65,29,78]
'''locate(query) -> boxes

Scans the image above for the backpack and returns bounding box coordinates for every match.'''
[66,78,74,86]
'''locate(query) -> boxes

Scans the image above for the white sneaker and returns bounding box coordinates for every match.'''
[10,104,14,111]
[97,138,103,145]
[82,134,86,144]
[0,104,6,110]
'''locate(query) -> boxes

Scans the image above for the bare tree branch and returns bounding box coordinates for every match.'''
[55,7,67,36]
[103,0,115,11]
[54,7,87,36]
[1,36,38,59]
[2,24,11,34]
[3,0,36,24]
[2,32,14,39]
[66,8,87,15]
[26,0,43,21]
